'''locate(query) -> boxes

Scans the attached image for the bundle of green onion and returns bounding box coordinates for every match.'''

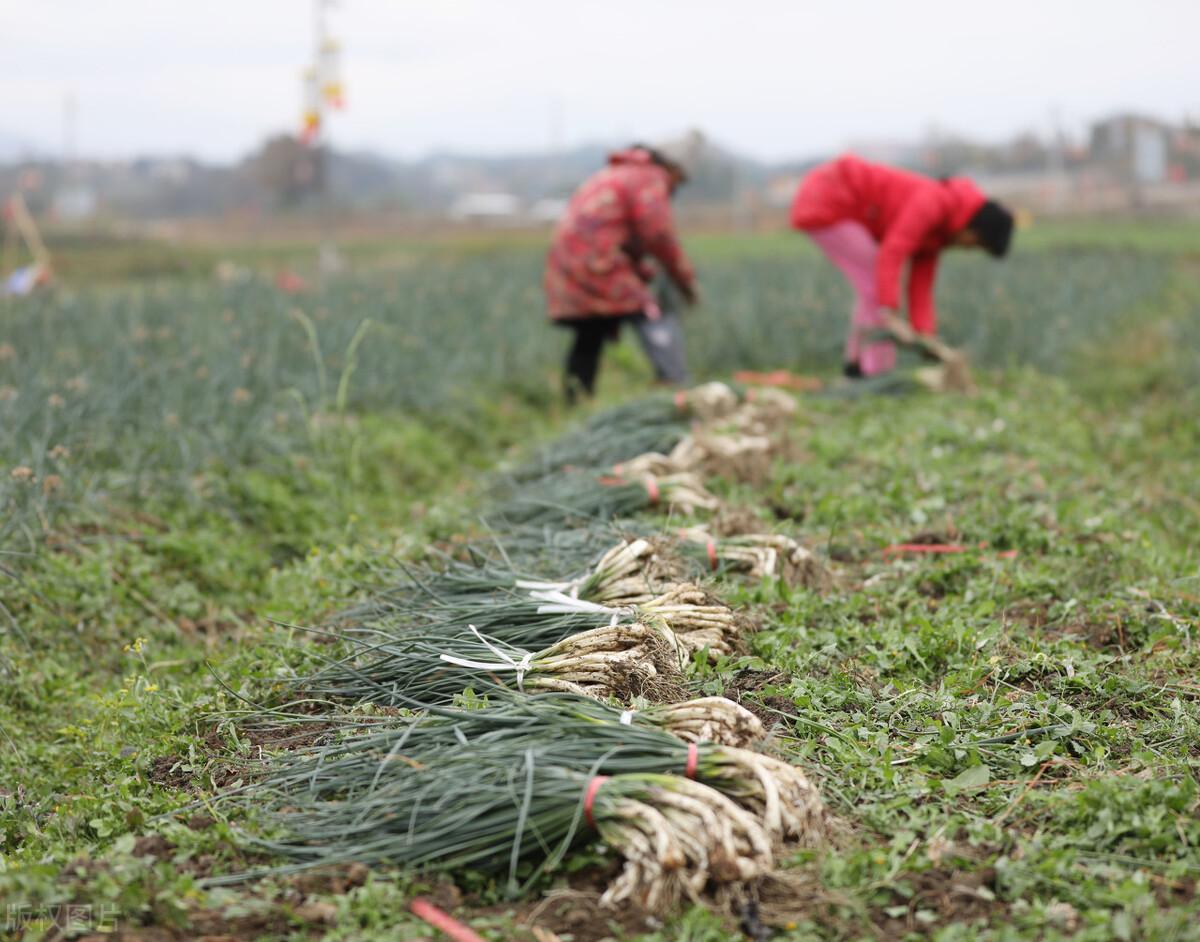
[677,528,831,590]
[491,471,719,528]
[222,693,825,909]
[300,575,750,705]
[507,382,745,485]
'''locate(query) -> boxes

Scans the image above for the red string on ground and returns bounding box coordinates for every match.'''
[409,898,488,942]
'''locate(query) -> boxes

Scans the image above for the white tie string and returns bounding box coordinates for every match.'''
[438,624,534,691]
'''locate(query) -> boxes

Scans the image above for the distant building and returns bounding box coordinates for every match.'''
[764,174,802,209]
[1089,113,1172,184]
[448,192,521,224]
[528,197,568,224]
[53,183,97,221]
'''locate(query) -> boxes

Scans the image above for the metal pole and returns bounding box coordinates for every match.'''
[315,0,340,275]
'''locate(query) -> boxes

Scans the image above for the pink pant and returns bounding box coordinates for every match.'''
[808,220,896,376]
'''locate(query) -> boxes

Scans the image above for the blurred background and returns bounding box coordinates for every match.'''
[3,0,1198,277]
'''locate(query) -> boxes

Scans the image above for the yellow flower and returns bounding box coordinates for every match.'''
[47,393,65,408]
[42,473,64,496]
[10,466,34,482]
[144,683,159,693]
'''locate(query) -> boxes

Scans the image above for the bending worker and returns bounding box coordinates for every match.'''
[791,154,1015,377]
[544,141,698,403]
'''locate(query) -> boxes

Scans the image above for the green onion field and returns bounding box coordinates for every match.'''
[2,223,1198,941]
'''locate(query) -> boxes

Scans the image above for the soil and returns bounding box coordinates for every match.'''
[872,866,1005,937]
[722,669,797,731]
[459,861,688,942]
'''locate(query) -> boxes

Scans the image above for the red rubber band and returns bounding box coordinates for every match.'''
[409,898,488,942]
[583,775,609,827]
[674,390,687,411]
[644,475,660,504]
[706,539,719,572]
[685,742,698,779]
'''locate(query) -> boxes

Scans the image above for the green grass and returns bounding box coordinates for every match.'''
[1,235,1198,940]
[33,216,1200,284]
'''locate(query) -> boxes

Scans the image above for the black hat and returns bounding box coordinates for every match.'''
[967,200,1014,258]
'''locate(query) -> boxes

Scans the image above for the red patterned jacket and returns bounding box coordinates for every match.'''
[544,148,696,320]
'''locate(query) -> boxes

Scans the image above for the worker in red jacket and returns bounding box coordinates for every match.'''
[791,154,1014,377]
[545,142,698,402]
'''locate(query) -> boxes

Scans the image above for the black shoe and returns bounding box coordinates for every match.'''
[843,361,864,379]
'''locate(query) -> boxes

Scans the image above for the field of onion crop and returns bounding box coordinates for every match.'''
[1,227,1198,941]
[0,241,1173,544]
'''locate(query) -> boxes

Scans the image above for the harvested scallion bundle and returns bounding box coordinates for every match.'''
[239,763,772,911]
[299,619,687,705]
[236,691,826,847]
[304,577,751,706]
[490,471,720,528]
[612,430,774,485]
[505,382,744,485]
[639,583,750,659]
[516,537,691,608]
[221,693,825,908]
[677,529,831,590]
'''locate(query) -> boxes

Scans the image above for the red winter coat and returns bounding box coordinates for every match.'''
[790,154,985,334]
[544,148,696,321]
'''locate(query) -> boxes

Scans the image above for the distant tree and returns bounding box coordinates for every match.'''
[251,134,322,209]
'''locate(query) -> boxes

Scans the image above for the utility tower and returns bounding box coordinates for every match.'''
[300,0,345,274]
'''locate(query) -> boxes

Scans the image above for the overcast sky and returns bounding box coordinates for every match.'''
[2,0,1197,163]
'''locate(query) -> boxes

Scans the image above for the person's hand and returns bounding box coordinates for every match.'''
[679,280,699,308]
[882,312,918,346]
